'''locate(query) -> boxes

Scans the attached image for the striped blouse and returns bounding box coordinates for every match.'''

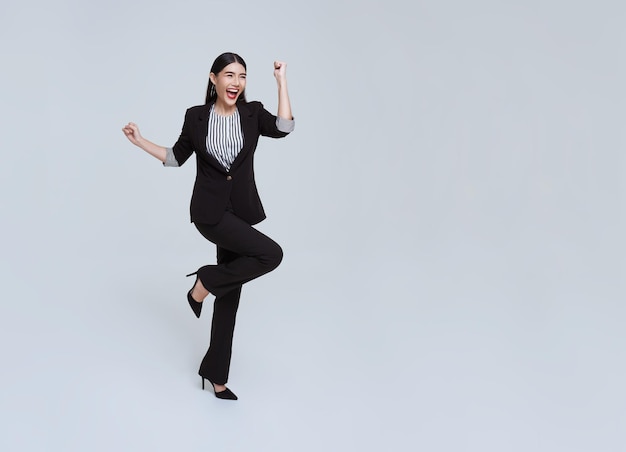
[206,104,244,171]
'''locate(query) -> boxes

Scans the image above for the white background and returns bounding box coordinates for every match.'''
[1,0,625,450]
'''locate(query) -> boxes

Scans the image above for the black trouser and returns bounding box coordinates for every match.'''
[193,211,283,385]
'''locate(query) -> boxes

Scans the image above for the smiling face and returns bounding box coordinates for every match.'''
[210,62,247,111]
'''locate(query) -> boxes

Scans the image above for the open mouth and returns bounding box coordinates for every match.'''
[226,89,239,100]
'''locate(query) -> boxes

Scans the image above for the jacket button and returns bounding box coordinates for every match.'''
[226,175,232,181]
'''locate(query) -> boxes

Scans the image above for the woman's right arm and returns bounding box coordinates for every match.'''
[122,122,167,163]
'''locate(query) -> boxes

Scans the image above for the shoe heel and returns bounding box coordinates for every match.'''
[186,272,203,318]
[200,376,238,400]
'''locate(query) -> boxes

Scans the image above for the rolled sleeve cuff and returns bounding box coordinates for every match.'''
[163,147,179,167]
[276,117,295,133]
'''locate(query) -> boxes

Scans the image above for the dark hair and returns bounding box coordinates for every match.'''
[205,52,247,104]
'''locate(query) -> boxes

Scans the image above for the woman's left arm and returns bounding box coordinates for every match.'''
[274,61,293,120]
[257,61,294,138]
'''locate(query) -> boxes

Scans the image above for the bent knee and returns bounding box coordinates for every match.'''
[264,242,283,270]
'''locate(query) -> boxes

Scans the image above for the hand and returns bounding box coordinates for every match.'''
[122,122,144,147]
[273,61,287,84]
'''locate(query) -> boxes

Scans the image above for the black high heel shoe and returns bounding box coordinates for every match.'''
[201,376,238,400]
[186,272,202,318]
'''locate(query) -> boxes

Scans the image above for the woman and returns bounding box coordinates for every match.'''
[122,52,294,401]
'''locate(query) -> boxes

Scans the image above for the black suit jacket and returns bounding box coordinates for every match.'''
[171,100,291,225]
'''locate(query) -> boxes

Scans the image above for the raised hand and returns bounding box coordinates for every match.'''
[122,122,144,147]
[121,121,167,162]
[273,61,287,84]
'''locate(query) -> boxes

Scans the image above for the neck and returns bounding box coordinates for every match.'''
[213,99,236,116]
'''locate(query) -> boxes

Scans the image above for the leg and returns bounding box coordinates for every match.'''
[199,247,241,385]
[199,287,241,385]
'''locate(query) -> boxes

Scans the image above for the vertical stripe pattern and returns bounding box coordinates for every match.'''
[206,104,244,171]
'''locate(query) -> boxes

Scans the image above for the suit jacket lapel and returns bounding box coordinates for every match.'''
[195,101,227,172]
[229,102,254,173]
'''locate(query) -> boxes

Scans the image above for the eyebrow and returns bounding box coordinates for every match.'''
[224,71,246,76]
